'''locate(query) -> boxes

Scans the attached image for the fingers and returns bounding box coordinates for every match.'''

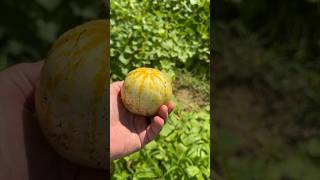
[0,61,45,111]
[110,81,123,95]
[0,60,44,89]
[152,116,165,133]
[111,81,124,88]
[158,105,168,120]
[142,116,165,146]
[142,102,175,146]
[166,101,175,114]
[16,61,44,89]
[158,101,175,120]
[148,102,175,136]
[24,60,44,83]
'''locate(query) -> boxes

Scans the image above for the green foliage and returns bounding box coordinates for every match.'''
[111,102,210,179]
[0,0,106,70]
[110,0,210,81]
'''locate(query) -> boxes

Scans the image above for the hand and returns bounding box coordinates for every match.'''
[110,81,175,160]
[0,62,106,180]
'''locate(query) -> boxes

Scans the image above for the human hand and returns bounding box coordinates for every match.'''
[110,81,175,160]
[0,61,106,180]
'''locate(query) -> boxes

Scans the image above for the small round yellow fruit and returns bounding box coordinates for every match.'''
[121,67,172,116]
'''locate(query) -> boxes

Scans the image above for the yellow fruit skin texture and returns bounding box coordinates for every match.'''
[121,68,172,116]
[35,20,109,169]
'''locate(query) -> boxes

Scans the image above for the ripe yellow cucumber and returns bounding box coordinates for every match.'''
[35,19,109,169]
[121,67,172,116]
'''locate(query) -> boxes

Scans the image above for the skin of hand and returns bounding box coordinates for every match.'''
[110,81,175,160]
[0,61,106,180]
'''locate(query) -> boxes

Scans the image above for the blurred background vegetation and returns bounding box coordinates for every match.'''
[0,0,106,69]
[214,0,320,179]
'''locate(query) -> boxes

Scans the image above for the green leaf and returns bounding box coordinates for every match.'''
[135,170,158,179]
[119,54,129,65]
[182,135,201,146]
[177,143,188,155]
[185,166,200,177]
[154,151,166,160]
[160,125,173,137]
[190,0,197,5]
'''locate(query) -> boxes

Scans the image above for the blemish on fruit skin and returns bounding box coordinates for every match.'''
[38,93,53,130]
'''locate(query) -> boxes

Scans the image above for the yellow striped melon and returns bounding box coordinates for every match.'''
[121,67,172,116]
[35,19,109,169]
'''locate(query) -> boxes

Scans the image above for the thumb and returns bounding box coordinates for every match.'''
[0,61,44,111]
[110,81,124,95]
[0,60,44,94]
[18,61,44,91]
